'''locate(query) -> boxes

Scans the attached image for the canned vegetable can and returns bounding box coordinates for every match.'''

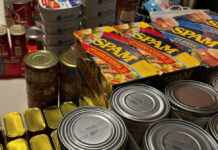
[165,80,218,128]
[211,75,218,91]
[110,84,170,145]
[30,134,53,150]
[142,119,218,150]
[0,25,10,58]
[6,138,29,150]
[51,130,61,150]
[58,106,128,150]
[208,113,218,142]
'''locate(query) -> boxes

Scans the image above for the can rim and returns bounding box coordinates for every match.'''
[59,48,77,68]
[9,25,25,36]
[165,80,218,114]
[211,75,218,91]
[26,26,43,40]
[208,113,218,141]
[0,25,7,35]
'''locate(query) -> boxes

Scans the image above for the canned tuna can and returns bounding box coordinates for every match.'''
[3,112,26,141]
[0,25,10,58]
[142,119,218,150]
[30,134,53,150]
[24,50,59,83]
[12,0,35,28]
[24,107,46,137]
[60,101,77,116]
[43,106,63,131]
[27,95,58,108]
[51,130,61,150]
[6,138,29,150]
[10,24,28,58]
[211,74,218,91]
[110,84,170,145]
[207,114,218,142]
[165,80,218,128]
[58,106,128,150]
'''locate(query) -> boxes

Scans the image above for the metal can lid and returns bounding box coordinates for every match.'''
[26,26,43,40]
[7,138,29,150]
[3,112,25,138]
[58,106,127,150]
[211,75,218,91]
[51,130,61,150]
[165,80,218,114]
[144,119,218,150]
[24,50,59,69]
[9,25,25,36]
[59,48,77,68]
[0,25,7,35]
[30,134,53,150]
[110,84,170,123]
[24,107,46,132]
[43,106,63,130]
[208,113,218,141]
[60,101,77,116]
[12,0,31,4]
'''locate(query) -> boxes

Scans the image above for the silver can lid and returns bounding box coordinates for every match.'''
[208,113,218,141]
[144,119,218,150]
[58,106,127,150]
[26,26,43,40]
[211,75,218,91]
[110,84,170,123]
[165,80,218,114]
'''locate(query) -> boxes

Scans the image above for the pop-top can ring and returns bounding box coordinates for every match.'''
[208,113,218,142]
[110,84,170,145]
[142,119,218,150]
[0,25,10,57]
[165,80,218,128]
[58,106,128,150]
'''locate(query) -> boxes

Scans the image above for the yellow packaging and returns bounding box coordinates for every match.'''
[30,134,52,150]
[60,101,77,116]
[7,138,29,150]
[51,130,61,150]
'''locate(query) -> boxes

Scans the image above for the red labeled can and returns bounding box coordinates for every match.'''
[10,25,28,58]
[12,0,35,28]
[0,25,11,58]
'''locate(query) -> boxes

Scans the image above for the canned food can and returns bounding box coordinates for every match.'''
[27,94,58,108]
[30,134,53,150]
[12,0,35,28]
[165,80,218,128]
[43,106,63,131]
[3,112,25,141]
[142,119,218,150]
[60,80,79,95]
[6,138,29,150]
[0,25,10,57]
[51,130,61,150]
[60,101,77,116]
[110,84,170,145]
[58,106,128,150]
[207,113,218,142]
[9,24,27,57]
[211,74,218,91]
[24,107,46,136]
[24,50,59,83]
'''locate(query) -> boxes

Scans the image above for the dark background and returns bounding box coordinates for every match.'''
[196,0,218,12]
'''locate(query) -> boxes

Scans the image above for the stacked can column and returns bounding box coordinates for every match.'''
[59,49,82,105]
[23,50,59,108]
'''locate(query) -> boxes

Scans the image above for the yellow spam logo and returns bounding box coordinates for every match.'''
[206,20,218,29]
[172,27,218,48]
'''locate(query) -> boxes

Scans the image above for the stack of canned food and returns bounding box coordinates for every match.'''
[81,0,116,28]
[38,0,81,54]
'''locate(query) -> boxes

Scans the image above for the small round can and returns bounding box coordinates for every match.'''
[142,119,218,150]
[24,50,59,83]
[12,0,35,28]
[165,80,218,128]
[27,94,58,108]
[58,106,128,150]
[0,25,10,58]
[110,84,170,145]
[9,24,28,58]
[207,113,218,143]
[211,74,218,91]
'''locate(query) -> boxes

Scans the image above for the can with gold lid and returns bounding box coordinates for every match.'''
[10,24,27,57]
[24,107,46,137]
[3,112,26,141]
[7,138,29,150]
[142,119,218,150]
[165,80,218,128]
[0,25,10,58]
[58,106,128,150]
[51,130,61,150]
[211,74,218,91]
[30,134,53,150]
[207,113,218,143]
[60,101,77,116]
[110,84,170,145]
[43,106,63,131]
